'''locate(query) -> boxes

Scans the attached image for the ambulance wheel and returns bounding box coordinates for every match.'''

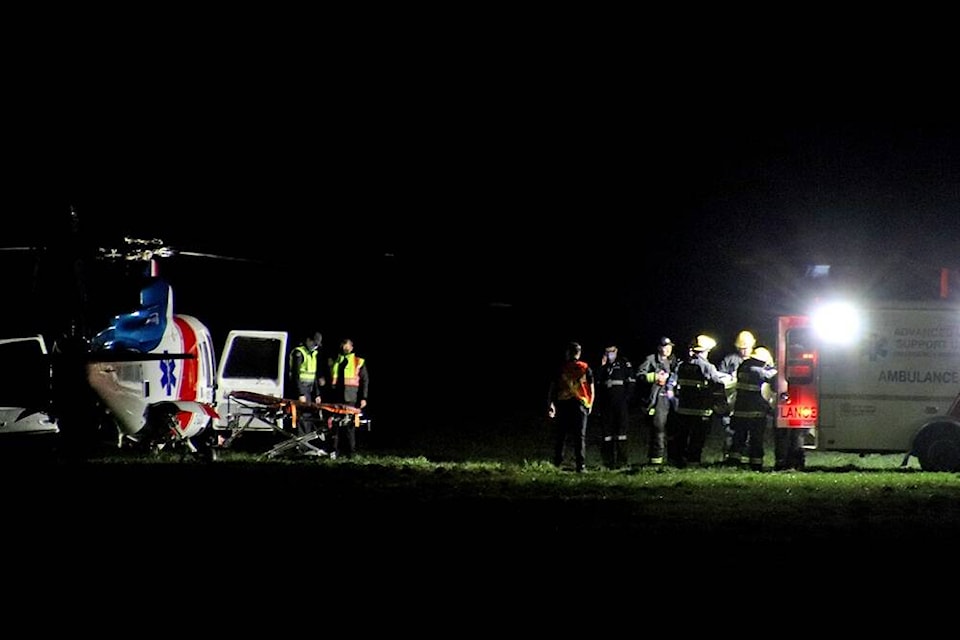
[914,422,960,472]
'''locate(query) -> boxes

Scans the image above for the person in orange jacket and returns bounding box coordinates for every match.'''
[547,341,595,473]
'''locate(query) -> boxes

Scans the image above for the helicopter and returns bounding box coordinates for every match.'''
[0,208,296,459]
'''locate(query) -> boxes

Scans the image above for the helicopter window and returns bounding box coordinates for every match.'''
[200,340,213,379]
[222,336,282,379]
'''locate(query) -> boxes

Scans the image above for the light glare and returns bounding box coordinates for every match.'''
[811,301,861,344]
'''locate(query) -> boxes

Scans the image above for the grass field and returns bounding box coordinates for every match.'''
[5,411,959,586]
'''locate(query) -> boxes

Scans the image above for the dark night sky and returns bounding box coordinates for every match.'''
[4,25,959,421]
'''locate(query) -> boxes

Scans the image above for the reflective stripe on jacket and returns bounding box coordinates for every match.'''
[676,357,719,417]
[733,356,777,417]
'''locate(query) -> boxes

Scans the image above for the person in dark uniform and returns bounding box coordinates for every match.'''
[673,335,726,467]
[595,344,635,469]
[715,330,756,460]
[725,346,778,470]
[635,336,678,466]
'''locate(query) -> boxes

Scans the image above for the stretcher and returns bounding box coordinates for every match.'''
[216,390,329,458]
[216,391,370,458]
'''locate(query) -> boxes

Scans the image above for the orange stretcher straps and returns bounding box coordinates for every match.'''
[319,403,362,415]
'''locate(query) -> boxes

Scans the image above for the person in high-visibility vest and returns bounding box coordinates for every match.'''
[327,337,369,458]
[288,331,326,440]
[547,341,595,473]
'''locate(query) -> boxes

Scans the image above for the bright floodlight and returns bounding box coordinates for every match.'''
[811,301,861,344]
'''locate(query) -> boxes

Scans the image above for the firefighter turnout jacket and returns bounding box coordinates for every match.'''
[676,353,725,418]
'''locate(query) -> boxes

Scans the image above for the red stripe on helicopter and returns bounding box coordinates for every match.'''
[173,316,199,401]
[172,316,200,433]
[173,316,200,431]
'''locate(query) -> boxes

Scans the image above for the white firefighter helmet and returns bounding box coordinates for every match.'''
[692,334,717,352]
[753,346,774,365]
[734,330,757,349]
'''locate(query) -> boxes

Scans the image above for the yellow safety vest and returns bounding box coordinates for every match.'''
[292,346,318,384]
[331,353,365,388]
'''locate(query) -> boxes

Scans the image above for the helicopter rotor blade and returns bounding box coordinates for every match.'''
[177,250,257,262]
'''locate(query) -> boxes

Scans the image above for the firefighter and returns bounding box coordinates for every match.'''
[673,334,726,467]
[595,344,635,469]
[547,341,595,473]
[635,336,678,466]
[715,330,756,457]
[725,345,777,470]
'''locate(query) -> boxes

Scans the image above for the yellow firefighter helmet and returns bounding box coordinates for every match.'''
[692,334,717,352]
[753,346,774,365]
[761,381,776,405]
[734,330,757,349]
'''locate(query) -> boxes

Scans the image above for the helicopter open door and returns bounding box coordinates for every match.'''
[214,330,289,434]
[0,335,59,438]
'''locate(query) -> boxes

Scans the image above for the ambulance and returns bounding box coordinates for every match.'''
[776,299,960,471]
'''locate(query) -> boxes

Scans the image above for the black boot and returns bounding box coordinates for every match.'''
[615,440,629,469]
[601,440,614,469]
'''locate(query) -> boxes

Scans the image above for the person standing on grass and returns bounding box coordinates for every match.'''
[635,336,678,466]
[714,330,756,460]
[328,337,369,458]
[595,344,635,469]
[725,346,777,471]
[287,331,326,453]
[672,334,726,467]
[547,341,594,473]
